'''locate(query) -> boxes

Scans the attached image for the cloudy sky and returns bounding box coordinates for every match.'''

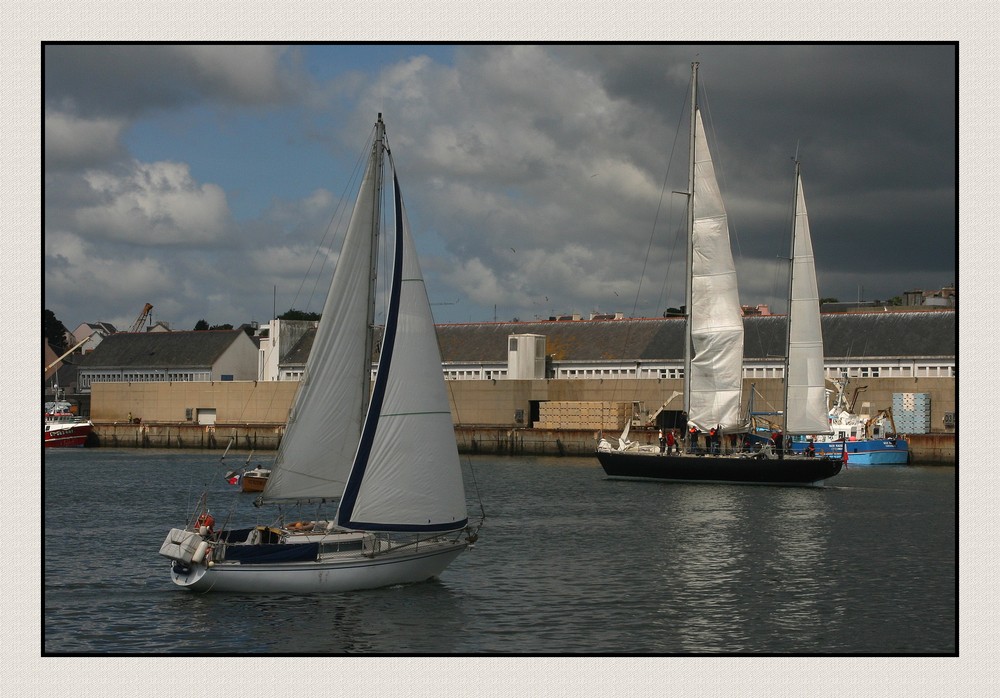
[43,43,955,332]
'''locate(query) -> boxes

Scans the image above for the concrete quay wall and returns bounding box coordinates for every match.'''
[89,422,954,464]
[84,375,955,462]
[92,422,285,451]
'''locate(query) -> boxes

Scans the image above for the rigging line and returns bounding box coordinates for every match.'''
[650,87,690,317]
[700,78,759,310]
[610,76,689,406]
[466,455,487,526]
[699,76,744,292]
[229,123,377,436]
[302,127,377,314]
[700,80,781,370]
[654,203,687,317]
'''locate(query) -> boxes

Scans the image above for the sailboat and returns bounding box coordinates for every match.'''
[596,63,843,486]
[160,115,480,592]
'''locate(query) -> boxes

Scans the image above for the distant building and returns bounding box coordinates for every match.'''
[433,310,955,382]
[70,321,117,352]
[904,284,956,308]
[257,318,317,381]
[77,329,258,391]
[66,310,955,393]
[824,284,956,313]
[264,310,956,383]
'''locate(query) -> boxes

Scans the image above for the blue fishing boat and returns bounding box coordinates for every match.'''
[787,377,910,465]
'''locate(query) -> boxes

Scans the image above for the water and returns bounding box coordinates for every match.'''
[43,448,955,655]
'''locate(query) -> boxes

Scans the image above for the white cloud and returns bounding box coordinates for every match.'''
[44,111,127,170]
[177,45,302,105]
[41,45,956,330]
[349,45,679,320]
[44,230,176,327]
[442,257,509,308]
[246,243,335,279]
[44,44,305,117]
[73,160,231,245]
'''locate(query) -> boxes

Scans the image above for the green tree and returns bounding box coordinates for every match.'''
[193,319,210,331]
[279,308,321,321]
[209,323,234,331]
[44,309,69,352]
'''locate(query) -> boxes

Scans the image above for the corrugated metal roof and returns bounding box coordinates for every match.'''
[435,318,689,362]
[79,329,251,369]
[190,310,955,370]
[435,310,955,363]
[819,311,956,358]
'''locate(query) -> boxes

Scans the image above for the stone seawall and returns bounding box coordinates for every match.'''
[91,422,285,451]
[89,422,955,464]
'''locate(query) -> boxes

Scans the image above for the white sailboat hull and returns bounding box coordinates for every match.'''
[170,538,468,593]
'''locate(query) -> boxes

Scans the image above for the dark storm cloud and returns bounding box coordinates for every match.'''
[44,44,306,118]
[42,44,956,331]
[552,44,956,305]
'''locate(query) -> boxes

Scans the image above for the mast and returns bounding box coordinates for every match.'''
[782,159,801,433]
[683,61,698,417]
[363,114,386,425]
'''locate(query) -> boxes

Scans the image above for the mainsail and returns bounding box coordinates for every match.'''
[261,131,382,503]
[261,120,467,531]
[784,167,832,435]
[686,107,745,433]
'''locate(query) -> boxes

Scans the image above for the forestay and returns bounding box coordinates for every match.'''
[261,128,467,532]
[260,135,382,503]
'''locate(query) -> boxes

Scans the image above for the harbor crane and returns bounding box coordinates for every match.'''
[130,303,154,333]
[45,335,94,373]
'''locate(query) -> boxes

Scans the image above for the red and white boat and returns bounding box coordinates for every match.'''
[44,400,93,448]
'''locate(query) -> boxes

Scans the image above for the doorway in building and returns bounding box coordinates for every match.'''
[528,400,541,428]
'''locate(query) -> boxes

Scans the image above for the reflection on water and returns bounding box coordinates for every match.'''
[751,488,833,650]
[167,583,467,654]
[666,486,751,652]
[43,450,955,654]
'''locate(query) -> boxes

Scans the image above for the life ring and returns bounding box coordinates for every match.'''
[196,512,215,533]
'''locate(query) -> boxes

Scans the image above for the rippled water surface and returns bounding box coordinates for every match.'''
[44,449,955,654]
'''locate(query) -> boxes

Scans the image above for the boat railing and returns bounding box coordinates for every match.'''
[365,528,470,558]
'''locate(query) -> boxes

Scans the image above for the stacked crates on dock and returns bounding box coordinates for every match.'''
[893,393,931,434]
[535,401,630,430]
